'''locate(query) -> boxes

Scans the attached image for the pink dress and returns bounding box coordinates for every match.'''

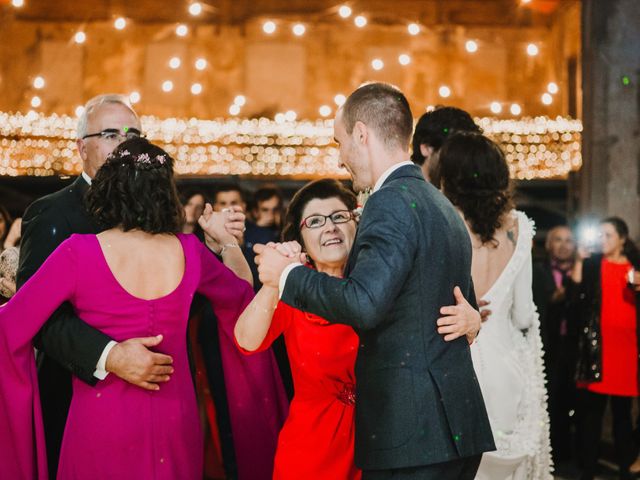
[0,233,288,479]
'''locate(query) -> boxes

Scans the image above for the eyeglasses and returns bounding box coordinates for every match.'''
[82,127,144,142]
[300,210,354,229]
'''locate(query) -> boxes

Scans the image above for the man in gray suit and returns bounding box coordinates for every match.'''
[255,83,495,479]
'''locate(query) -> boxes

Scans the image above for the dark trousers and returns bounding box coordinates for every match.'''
[363,455,482,480]
[578,390,635,479]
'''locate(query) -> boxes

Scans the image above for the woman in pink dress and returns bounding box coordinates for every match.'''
[0,138,288,479]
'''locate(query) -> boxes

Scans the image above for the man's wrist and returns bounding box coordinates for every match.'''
[94,340,118,380]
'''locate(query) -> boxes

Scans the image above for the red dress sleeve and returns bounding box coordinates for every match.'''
[235,301,294,354]
[0,235,80,479]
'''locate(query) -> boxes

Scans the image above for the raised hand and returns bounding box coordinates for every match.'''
[254,243,301,288]
[198,203,244,253]
[437,286,482,344]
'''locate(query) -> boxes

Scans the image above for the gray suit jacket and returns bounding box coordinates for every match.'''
[282,164,495,470]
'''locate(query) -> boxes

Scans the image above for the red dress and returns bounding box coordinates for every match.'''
[238,300,361,480]
[588,259,639,396]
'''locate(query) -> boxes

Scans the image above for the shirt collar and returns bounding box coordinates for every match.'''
[373,160,414,193]
[81,171,92,185]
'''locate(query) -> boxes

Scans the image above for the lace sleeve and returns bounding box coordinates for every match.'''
[510,212,537,330]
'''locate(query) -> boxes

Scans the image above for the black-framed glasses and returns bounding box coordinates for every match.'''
[300,210,354,229]
[82,127,144,142]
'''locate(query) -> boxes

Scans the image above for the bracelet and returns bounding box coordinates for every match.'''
[219,243,240,256]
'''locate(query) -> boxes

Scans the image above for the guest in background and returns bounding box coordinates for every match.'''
[533,225,578,466]
[411,106,481,185]
[0,205,13,249]
[181,189,206,238]
[573,216,640,480]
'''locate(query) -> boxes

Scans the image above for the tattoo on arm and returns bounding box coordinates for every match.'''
[507,229,516,246]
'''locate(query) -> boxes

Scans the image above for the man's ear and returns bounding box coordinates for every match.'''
[353,121,368,146]
[76,139,87,161]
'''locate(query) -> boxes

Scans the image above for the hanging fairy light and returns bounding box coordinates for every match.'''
[465,40,479,53]
[263,21,276,34]
[169,57,181,69]
[229,104,240,116]
[33,76,45,89]
[234,95,246,106]
[129,91,141,104]
[11,0,24,7]
[188,2,202,16]
[408,23,420,35]
[334,94,346,106]
[319,105,332,117]
[338,5,352,18]
[354,16,367,28]
[162,81,174,92]
[74,31,86,44]
[30,96,41,108]
[371,59,384,70]
[114,17,127,30]
[510,103,522,115]
[490,102,502,114]
[75,105,85,117]
[526,43,539,56]
[194,58,207,70]
[285,110,297,122]
[292,24,306,36]
[191,83,203,95]
[547,82,559,94]
[176,25,189,37]
[398,54,411,66]
[541,93,553,105]
[438,85,451,98]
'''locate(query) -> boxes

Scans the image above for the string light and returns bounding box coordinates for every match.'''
[354,16,367,28]
[371,59,384,70]
[547,82,559,94]
[334,94,346,106]
[398,54,411,66]
[30,96,41,108]
[129,91,141,104]
[234,95,246,106]
[510,103,522,115]
[541,93,553,105]
[176,25,188,37]
[33,76,45,89]
[319,105,332,117]
[285,110,297,122]
[338,5,352,18]
[408,23,420,35]
[188,3,202,16]
[229,104,240,116]
[263,21,276,34]
[74,31,86,44]
[191,83,203,95]
[490,102,502,114]
[0,112,582,180]
[114,17,127,30]
[292,24,306,36]
[526,43,539,56]
[11,0,24,7]
[169,57,181,69]
[161,81,174,92]
[195,58,207,70]
[438,86,451,98]
[465,40,478,53]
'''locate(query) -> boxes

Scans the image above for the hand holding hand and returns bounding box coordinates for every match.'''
[437,286,482,344]
[254,243,301,288]
[105,335,174,391]
[199,204,243,253]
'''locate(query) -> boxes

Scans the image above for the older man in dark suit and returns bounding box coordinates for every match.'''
[17,94,174,477]
[255,83,495,479]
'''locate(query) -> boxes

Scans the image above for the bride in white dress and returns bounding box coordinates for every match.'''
[437,132,552,480]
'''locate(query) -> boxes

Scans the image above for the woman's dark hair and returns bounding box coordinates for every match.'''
[438,132,513,245]
[411,106,481,166]
[86,138,184,234]
[601,216,640,268]
[0,205,12,243]
[282,179,357,249]
[179,188,208,206]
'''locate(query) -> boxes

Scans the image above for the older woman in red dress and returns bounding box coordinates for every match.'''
[234,179,481,479]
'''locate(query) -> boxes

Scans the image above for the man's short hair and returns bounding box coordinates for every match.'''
[77,94,138,139]
[342,82,413,151]
[545,225,572,251]
[411,106,481,166]
[213,183,245,203]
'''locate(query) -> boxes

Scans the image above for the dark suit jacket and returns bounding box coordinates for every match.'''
[17,176,112,381]
[281,164,495,471]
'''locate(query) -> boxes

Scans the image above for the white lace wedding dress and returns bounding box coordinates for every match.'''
[470,211,552,480]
